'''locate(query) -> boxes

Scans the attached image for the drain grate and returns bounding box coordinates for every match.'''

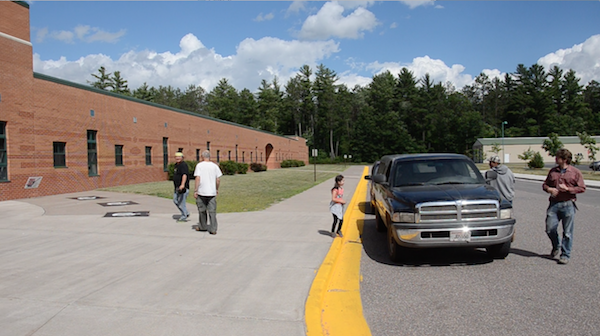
[71,196,106,201]
[103,211,149,218]
[98,201,139,207]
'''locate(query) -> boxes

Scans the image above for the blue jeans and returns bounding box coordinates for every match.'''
[173,189,190,219]
[545,200,576,259]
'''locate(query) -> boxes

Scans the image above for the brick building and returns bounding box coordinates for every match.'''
[0,1,308,201]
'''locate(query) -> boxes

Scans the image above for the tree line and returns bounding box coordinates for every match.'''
[89,63,600,163]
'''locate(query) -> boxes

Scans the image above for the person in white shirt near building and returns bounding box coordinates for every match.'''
[193,150,223,235]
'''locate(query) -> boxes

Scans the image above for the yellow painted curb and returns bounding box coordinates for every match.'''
[305,166,371,336]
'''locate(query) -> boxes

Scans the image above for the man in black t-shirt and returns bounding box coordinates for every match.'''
[173,152,190,222]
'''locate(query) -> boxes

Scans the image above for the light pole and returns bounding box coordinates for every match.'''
[501,121,508,162]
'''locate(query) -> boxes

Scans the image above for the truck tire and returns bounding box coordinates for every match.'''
[486,240,511,259]
[388,225,402,262]
[375,209,386,232]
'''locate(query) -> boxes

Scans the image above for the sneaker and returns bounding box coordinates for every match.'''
[337,231,343,238]
[177,216,188,222]
[558,257,569,265]
[209,232,217,235]
[551,248,560,259]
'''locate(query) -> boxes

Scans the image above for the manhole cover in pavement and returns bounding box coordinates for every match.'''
[71,196,106,201]
[103,211,149,218]
[98,201,139,207]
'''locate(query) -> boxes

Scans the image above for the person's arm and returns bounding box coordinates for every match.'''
[543,171,559,197]
[569,170,586,194]
[179,174,187,191]
[216,177,220,195]
[194,176,200,198]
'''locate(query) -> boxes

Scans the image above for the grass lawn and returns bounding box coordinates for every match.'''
[99,164,351,213]
[476,163,600,181]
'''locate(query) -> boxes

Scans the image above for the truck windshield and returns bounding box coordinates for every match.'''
[393,159,484,187]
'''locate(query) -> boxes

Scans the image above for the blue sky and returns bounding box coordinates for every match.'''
[29,1,600,93]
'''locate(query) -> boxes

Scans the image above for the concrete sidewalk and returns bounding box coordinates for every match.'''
[0,166,365,336]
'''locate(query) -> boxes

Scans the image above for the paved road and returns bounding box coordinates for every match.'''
[0,166,365,336]
[360,178,600,336]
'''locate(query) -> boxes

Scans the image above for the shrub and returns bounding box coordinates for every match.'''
[167,160,198,180]
[281,159,306,168]
[528,152,545,169]
[236,162,249,174]
[250,162,267,172]
[219,160,239,175]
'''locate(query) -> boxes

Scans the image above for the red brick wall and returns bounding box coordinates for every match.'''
[0,2,308,201]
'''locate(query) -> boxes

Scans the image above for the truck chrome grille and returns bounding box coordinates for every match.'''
[417,200,499,223]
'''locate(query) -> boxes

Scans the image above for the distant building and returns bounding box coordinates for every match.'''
[473,136,600,164]
[0,1,308,201]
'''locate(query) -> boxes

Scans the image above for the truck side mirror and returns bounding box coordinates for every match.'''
[373,174,387,184]
[364,175,372,180]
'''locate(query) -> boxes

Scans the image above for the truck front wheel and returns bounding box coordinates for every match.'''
[486,240,511,259]
[388,225,402,262]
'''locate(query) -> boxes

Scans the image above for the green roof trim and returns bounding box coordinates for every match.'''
[474,136,600,147]
[14,1,29,9]
[33,72,301,142]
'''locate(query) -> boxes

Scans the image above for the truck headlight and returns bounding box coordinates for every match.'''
[500,208,513,219]
[392,212,415,223]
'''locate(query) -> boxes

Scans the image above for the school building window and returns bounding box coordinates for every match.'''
[196,149,200,162]
[53,142,66,168]
[115,145,124,166]
[242,151,245,163]
[206,141,210,152]
[228,150,231,161]
[0,121,7,181]
[87,130,98,176]
[235,145,238,162]
[216,150,220,163]
[145,146,152,165]
[163,137,169,171]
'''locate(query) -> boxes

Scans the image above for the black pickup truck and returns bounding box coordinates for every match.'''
[365,153,515,262]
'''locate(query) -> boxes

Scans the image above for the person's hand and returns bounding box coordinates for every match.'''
[558,183,569,192]
[178,185,184,191]
[193,191,198,199]
[549,187,560,198]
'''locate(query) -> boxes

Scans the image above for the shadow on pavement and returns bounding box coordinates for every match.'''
[318,230,335,238]
[360,217,494,267]
[358,201,373,215]
[510,247,556,261]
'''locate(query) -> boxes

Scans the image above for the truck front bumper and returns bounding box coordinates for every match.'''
[392,219,516,248]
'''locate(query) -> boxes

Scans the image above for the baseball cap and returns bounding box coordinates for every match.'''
[175,152,184,158]
[489,156,501,163]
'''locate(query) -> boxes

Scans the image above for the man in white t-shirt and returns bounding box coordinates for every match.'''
[193,150,223,235]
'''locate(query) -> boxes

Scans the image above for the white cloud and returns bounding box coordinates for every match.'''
[390,22,398,29]
[254,12,274,22]
[33,33,339,92]
[364,56,474,88]
[400,0,436,9]
[337,1,377,10]
[35,25,125,44]
[35,27,48,43]
[400,1,436,9]
[286,1,306,16]
[298,2,379,40]
[52,30,75,43]
[537,34,600,85]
